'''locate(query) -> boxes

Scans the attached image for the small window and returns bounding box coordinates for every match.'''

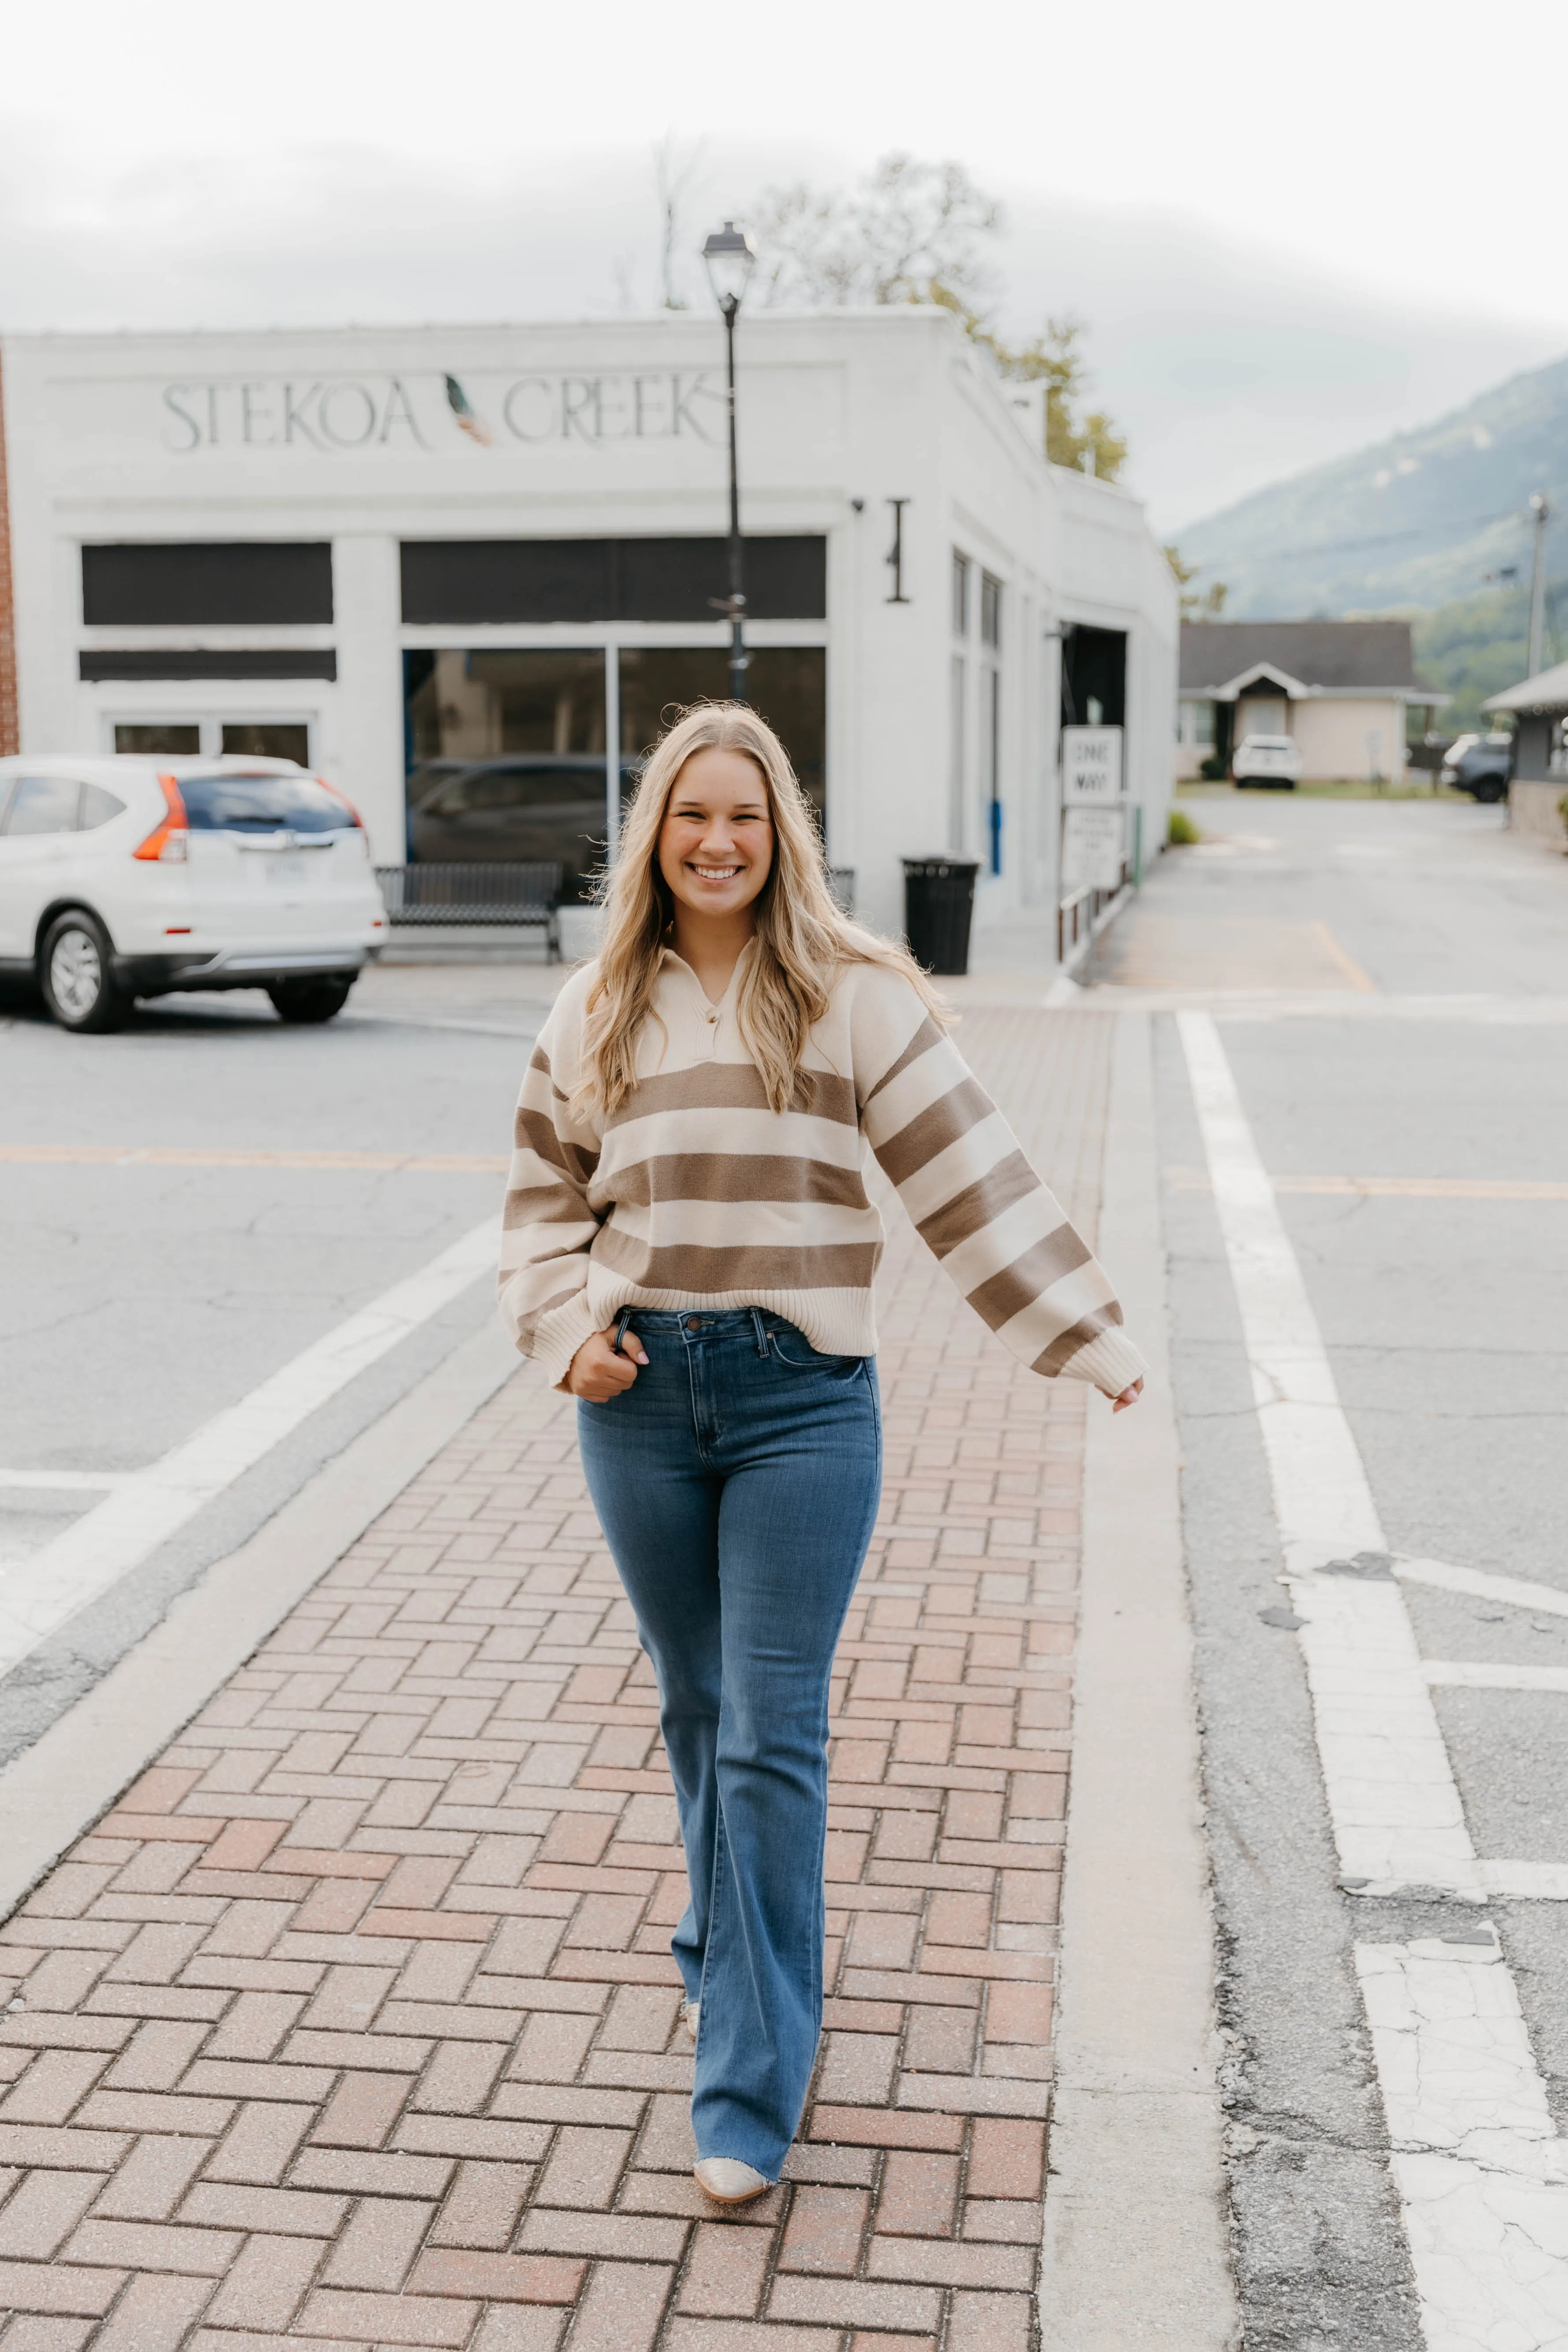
[80,784,126,830]
[981,573,1002,650]
[221,723,311,765]
[115,725,200,755]
[2,776,80,836]
[951,553,970,639]
[179,773,354,835]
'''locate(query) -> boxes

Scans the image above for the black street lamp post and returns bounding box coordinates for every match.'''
[702,221,757,703]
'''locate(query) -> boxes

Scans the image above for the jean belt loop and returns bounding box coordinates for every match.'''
[611,1306,635,1358]
[750,1306,769,1357]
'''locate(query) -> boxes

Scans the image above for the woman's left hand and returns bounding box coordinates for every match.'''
[1106,1378,1144,1413]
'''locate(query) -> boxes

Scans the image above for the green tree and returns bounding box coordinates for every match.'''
[1164,542,1228,619]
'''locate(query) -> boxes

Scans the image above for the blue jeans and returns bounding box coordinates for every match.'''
[576,1308,882,2179]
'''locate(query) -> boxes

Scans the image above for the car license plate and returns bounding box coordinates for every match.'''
[264,852,308,884]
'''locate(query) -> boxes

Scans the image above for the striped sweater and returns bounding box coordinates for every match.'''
[498,947,1147,1396]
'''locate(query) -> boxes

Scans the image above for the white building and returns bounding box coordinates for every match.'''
[0,308,1176,953]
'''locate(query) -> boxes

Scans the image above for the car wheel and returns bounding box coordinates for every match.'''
[267,977,355,1025]
[1475,780,1507,804]
[40,912,129,1033]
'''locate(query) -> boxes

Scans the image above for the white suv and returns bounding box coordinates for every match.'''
[0,754,386,1033]
[1232,733,1303,788]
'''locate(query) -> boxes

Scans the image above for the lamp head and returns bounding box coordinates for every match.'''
[702,221,756,316]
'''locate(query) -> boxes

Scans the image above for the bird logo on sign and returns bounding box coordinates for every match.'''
[444,375,493,447]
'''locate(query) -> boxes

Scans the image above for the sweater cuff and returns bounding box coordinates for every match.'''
[1060,1326,1148,1397]
[528,1293,602,1392]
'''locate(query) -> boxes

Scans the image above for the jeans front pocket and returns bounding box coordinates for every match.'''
[766,1322,860,1373]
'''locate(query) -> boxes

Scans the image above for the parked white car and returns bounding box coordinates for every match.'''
[1232,733,1303,788]
[0,754,386,1033]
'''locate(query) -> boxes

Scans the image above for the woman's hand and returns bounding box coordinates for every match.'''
[1107,1377,1144,1414]
[566,1325,650,1402]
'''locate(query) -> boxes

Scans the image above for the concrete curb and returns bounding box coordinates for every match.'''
[0,1318,522,1921]
[1037,1010,1239,2348]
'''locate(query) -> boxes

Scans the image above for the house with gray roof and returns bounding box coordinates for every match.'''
[1178,619,1445,783]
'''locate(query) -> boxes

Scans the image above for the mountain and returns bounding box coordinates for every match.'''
[1178,355,1568,620]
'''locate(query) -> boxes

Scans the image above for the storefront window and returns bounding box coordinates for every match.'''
[114,724,200,755]
[408,649,606,764]
[401,645,826,874]
[949,654,967,857]
[617,647,825,831]
[979,575,1002,873]
[221,723,311,765]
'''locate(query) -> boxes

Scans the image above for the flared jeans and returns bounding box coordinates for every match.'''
[576,1308,882,2179]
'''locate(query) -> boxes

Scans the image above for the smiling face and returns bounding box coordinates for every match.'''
[656,745,774,926]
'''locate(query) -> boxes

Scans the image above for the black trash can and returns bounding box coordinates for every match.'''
[903,858,979,975]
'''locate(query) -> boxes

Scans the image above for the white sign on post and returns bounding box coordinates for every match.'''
[1061,725,1124,802]
[1060,805,1127,892]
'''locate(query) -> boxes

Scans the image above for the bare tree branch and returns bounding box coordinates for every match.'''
[752,152,1000,310]
[654,133,705,311]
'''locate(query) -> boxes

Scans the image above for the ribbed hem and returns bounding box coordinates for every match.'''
[1062,1327,1148,1397]
[527,1283,882,1390]
[521,1280,1146,1401]
[530,1294,604,1392]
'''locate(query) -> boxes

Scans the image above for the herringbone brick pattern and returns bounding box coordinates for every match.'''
[0,1009,1110,2352]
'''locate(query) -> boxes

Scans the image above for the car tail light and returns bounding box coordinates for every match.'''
[316,775,369,846]
[133,773,189,862]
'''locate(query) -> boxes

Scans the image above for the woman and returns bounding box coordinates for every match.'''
[499,704,1144,2204]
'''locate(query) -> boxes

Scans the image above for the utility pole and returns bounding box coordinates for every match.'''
[1527,492,1550,679]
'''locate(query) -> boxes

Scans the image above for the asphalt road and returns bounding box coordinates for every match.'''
[0,954,557,1769]
[1099,791,1568,2349]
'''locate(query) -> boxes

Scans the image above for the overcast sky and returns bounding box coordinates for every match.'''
[4,0,1565,531]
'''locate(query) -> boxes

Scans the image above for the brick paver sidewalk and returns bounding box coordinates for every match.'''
[0,1010,1111,2352]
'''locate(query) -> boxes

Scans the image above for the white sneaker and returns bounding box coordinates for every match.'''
[682,1999,700,2045]
[694,2157,771,2203]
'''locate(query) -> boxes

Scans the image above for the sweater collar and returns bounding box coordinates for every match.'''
[659,935,758,1013]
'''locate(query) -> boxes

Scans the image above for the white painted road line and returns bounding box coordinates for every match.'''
[1358,1940,1568,2350]
[0,1216,499,1680]
[1177,1009,1479,1897]
[0,1470,132,1491]
[1179,1009,1568,2351]
[1425,1661,1568,1693]
[1399,1556,1568,1623]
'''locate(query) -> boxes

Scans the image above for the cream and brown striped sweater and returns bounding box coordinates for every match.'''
[498,946,1147,1396]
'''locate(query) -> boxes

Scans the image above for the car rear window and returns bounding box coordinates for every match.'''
[179,773,353,833]
[81,784,126,829]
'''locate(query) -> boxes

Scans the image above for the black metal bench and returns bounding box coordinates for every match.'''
[375,863,566,959]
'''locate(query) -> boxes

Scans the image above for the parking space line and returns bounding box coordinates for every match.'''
[1399,1556,1568,1621]
[1166,1167,1568,1200]
[0,1469,132,1491]
[1309,921,1377,992]
[0,1144,509,1172]
[1425,1661,1568,1692]
[0,1215,500,1680]
[1178,1007,1568,2347]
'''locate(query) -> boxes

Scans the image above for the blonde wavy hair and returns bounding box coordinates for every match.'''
[576,702,947,1118]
